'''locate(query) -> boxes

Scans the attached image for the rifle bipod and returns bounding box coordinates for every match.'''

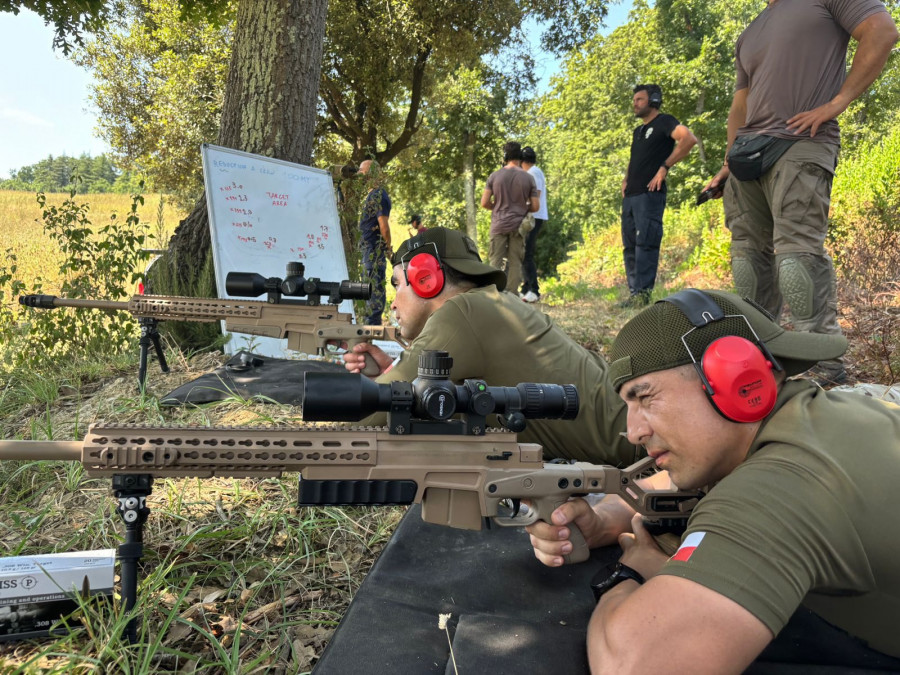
[137,317,169,390]
[112,474,153,643]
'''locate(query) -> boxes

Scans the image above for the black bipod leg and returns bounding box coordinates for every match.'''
[112,474,154,644]
[137,317,169,390]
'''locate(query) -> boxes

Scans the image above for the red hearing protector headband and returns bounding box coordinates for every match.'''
[400,242,445,299]
[663,290,783,423]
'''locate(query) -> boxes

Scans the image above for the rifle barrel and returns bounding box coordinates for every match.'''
[0,440,83,462]
[20,295,129,312]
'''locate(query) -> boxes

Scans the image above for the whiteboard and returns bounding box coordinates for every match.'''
[202,144,351,358]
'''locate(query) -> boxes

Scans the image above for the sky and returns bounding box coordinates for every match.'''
[0,2,634,180]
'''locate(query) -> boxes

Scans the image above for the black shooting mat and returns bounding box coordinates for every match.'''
[315,504,900,675]
[160,351,344,406]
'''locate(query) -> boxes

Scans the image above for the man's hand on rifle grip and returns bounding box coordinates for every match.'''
[342,341,393,377]
[526,495,637,567]
[529,496,590,564]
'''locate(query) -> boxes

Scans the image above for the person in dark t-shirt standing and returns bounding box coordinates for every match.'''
[620,84,696,306]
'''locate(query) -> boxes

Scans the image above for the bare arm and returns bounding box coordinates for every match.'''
[480,188,494,210]
[589,575,773,674]
[787,12,899,137]
[588,514,772,674]
[726,86,748,150]
[648,124,698,191]
[529,195,540,212]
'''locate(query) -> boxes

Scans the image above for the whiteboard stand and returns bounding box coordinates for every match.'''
[201,144,354,360]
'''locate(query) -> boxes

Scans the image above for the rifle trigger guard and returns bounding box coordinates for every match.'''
[493,500,540,527]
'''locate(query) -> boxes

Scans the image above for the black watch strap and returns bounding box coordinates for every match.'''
[591,562,645,602]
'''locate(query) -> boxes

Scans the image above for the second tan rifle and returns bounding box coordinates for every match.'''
[20,262,408,382]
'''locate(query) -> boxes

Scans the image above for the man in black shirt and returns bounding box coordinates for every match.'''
[621,84,696,305]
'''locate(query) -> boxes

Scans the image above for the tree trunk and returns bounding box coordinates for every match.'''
[463,130,477,241]
[694,91,707,165]
[165,0,328,349]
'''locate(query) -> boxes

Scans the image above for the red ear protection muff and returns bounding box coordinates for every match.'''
[405,251,444,298]
[663,289,781,423]
[699,336,777,423]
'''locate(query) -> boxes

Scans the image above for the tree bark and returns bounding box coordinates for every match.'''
[166,0,328,345]
[463,130,477,241]
[694,90,707,165]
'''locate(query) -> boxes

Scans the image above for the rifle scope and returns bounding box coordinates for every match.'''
[226,262,371,304]
[302,350,579,434]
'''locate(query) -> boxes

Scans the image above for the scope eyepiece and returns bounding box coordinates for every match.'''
[337,280,373,301]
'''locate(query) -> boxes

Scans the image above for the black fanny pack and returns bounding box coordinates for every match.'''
[727,134,797,181]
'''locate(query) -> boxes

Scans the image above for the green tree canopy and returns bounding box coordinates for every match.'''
[73,0,609,204]
[0,153,137,193]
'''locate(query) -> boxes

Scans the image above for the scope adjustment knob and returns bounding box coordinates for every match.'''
[418,350,453,378]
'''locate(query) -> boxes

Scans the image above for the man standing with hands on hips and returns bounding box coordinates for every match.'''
[703,0,897,385]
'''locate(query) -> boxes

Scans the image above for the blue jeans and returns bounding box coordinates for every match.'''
[521,218,545,295]
[621,192,666,295]
[362,243,387,325]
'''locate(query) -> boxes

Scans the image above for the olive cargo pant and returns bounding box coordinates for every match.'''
[725,139,843,373]
[489,229,525,296]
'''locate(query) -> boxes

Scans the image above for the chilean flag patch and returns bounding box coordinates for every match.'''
[671,531,706,562]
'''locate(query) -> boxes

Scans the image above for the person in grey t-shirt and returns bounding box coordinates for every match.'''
[703,0,897,386]
[481,141,538,296]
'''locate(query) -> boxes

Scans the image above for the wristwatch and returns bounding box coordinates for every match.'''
[590,562,645,602]
[660,163,670,172]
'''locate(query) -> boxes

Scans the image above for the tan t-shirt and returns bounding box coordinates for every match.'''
[662,380,900,657]
[735,0,887,145]
[366,285,639,466]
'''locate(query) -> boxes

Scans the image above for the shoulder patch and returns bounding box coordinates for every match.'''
[671,531,706,562]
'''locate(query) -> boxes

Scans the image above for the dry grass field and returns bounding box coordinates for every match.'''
[0,190,185,299]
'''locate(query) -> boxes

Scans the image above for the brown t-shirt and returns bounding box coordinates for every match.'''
[485,167,537,235]
[735,0,887,144]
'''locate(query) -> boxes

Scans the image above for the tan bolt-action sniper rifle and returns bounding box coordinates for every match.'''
[19,262,407,381]
[0,354,701,639]
[0,425,697,564]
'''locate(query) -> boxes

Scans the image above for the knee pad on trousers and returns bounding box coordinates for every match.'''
[777,256,815,321]
[731,257,758,301]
